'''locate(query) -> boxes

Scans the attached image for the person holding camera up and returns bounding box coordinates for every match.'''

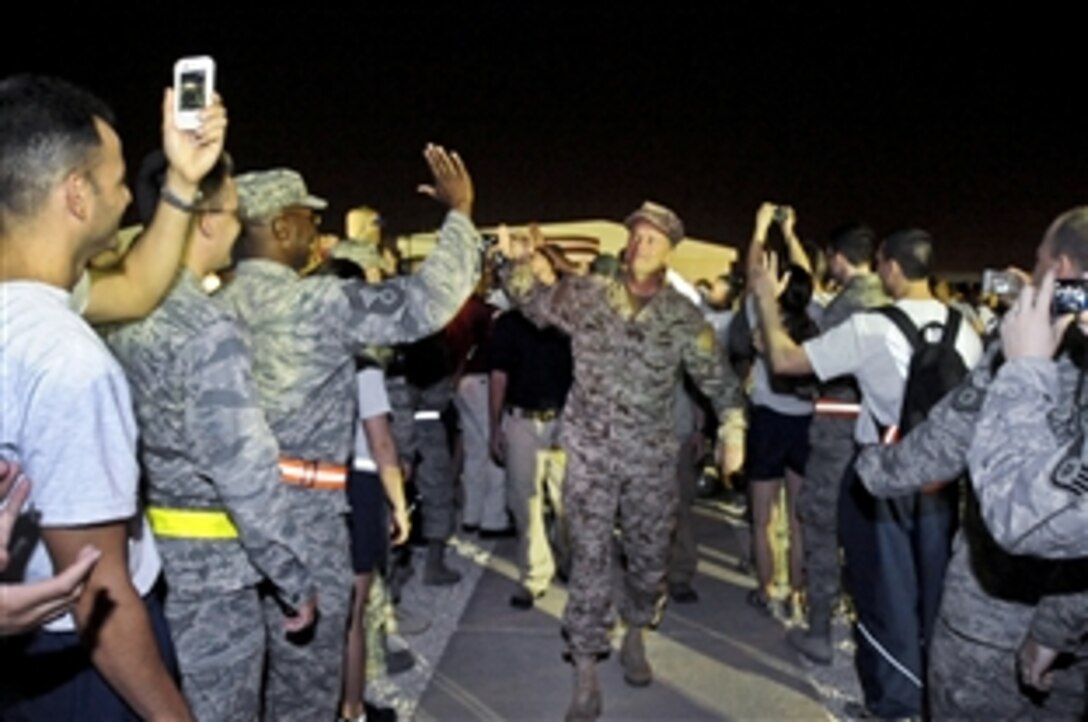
[752,217,982,720]
[851,207,1088,719]
[0,74,221,722]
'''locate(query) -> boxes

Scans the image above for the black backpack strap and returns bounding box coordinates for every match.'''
[941,307,963,349]
[873,304,922,351]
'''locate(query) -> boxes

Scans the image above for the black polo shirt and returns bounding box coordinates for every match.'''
[489,308,573,412]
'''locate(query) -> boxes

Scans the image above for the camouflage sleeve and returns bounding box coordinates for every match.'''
[499,264,588,336]
[682,316,744,424]
[185,319,315,608]
[966,357,1088,558]
[338,210,482,348]
[855,344,997,497]
[1028,588,1088,652]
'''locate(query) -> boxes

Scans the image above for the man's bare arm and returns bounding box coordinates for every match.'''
[43,523,193,722]
[749,246,814,376]
[83,91,228,324]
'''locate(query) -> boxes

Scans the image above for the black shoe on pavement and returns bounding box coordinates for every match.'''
[460,523,479,534]
[669,583,699,604]
[509,587,544,610]
[479,525,516,540]
[746,589,774,617]
[363,701,397,722]
[385,647,415,676]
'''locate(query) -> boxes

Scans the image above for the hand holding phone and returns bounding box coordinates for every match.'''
[173,55,216,131]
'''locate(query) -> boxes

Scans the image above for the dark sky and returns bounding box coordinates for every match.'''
[6,5,1086,273]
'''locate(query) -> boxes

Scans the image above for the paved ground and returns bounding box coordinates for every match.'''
[366,495,868,721]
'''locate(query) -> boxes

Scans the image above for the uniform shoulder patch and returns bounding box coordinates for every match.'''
[695,325,716,354]
[1052,439,1088,496]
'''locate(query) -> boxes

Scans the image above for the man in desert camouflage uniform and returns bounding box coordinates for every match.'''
[500,202,745,722]
[785,221,888,664]
[106,154,318,721]
[856,207,1088,719]
[217,145,480,721]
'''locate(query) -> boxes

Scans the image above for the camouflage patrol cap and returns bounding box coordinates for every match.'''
[235,168,328,221]
[623,200,685,245]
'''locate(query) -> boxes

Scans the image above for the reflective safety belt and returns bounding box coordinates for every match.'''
[147,507,239,539]
[278,456,348,490]
[413,410,442,421]
[813,398,862,417]
[353,457,378,473]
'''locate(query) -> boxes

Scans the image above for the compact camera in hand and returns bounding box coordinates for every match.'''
[981,269,1022,297]
[1052,279,1088,316]
[173,55,215,131]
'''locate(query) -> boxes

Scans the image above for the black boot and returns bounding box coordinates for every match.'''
[786,597,832,665]
[423,540,462,586]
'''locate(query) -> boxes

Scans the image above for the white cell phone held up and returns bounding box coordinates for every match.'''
[172,55,215,131]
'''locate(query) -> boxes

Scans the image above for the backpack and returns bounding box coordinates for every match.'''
[875,304,968,438]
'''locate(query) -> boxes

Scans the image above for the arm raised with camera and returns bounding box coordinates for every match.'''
[83,89,228,324]
[966,271,1088,557]
[749,202,815,377]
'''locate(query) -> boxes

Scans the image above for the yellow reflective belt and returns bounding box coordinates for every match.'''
[146,507,239,539]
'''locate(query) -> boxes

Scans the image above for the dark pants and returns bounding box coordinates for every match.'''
[0,581,178,721]
[839,463,958,718]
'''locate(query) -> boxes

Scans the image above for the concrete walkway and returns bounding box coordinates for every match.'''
[370,496,866,721]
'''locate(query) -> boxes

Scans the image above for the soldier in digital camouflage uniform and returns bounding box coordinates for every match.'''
[785,221,888,664]
[106,156,318,722]
[217,145,481,722]
[966,210,1088,562]
[855,342,1088,719]
[390,330,463,585]
[856,207,1088,719]
[501,202,745,722]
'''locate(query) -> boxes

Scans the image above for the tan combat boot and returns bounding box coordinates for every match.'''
[565,655,602,721]
[619,625,652,687]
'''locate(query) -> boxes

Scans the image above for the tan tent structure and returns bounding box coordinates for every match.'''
[396,219,739,284]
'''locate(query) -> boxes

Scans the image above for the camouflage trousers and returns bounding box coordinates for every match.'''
[562,435,678,658]
[414,379,457,542]
[929,616,1088,720]
[261,507,353,722]
[797,413,856,627]
[165,586,264,722]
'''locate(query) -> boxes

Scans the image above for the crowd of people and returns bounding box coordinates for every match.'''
[2,70,1087,722]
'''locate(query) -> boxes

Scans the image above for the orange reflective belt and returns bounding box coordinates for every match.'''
[813,398,862,417]
[278,457,348,490]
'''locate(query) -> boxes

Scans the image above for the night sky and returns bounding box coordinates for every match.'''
[5,5,1086,273]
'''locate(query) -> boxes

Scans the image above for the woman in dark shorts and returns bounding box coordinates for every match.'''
[744,264,819,618]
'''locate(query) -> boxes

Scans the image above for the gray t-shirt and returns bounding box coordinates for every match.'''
[1,281,161,632]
